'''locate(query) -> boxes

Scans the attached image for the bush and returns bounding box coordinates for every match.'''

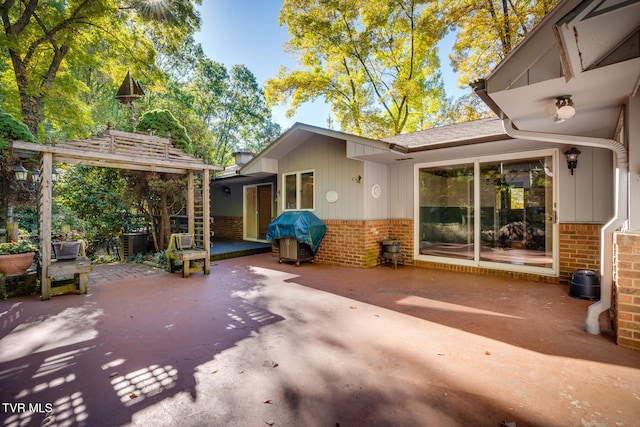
[0,112,37,148]
[136,109,192,153]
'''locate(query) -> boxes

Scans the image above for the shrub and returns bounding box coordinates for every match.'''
[136,109,192,153]
[0,112,37,148]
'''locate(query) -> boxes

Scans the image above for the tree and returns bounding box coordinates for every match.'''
[210,64,281,165]
[0,0,201,137]
[266,0,448,137]
[440,0,559,90]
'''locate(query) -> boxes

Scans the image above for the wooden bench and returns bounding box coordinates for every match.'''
[48,258,92,297]
[165,233,210,278]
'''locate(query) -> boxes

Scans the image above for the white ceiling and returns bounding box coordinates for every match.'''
[485,0,640,139]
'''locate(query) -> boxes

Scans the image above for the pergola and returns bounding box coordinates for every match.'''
[9,126,222,299]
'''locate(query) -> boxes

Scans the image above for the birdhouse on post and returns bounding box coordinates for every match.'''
[115,71,145,131]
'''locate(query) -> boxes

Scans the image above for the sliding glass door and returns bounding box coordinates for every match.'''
[416,151,556,273]
[418,163,474,260]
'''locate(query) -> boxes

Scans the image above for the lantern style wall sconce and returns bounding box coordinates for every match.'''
[223,186,231,196]
[564,147,580,175]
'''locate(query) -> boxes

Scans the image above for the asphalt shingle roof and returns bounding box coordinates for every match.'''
[382,117,506,149]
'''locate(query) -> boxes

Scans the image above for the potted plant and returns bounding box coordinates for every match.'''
[0,240,38,276]
[52,226,85,261]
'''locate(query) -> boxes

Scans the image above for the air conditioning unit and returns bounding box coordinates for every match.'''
[121,233,148,258]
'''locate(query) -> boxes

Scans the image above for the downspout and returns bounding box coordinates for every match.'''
[502,118,628,335]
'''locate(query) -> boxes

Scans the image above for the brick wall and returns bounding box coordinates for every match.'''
[559,223,602,285]
[314,219,389,267]
[213,216,243,240]
[614,232,640,350]
[413,259,558,283]
[388,220,414,265]
[271,219,603,286]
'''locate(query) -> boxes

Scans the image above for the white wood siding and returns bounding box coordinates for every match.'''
[388,162,414,219]
[626,94,640,230]
[363,161,388,219]
[278,135,364,219]
[558,146,613,223]
[386,139,613,224]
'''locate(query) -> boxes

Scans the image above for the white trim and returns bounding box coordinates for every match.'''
[243,183,273,243]
[413,148,559,276]
[282,169,316,211]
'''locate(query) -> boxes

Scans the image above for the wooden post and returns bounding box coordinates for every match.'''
[187,171,195,235]
[203,169,210,250]
[39,153,53,300]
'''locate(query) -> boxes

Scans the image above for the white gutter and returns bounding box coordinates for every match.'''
[502,118,628,335]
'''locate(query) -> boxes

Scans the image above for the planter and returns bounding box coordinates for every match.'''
[52,240,81,261]
[0,252,36,276]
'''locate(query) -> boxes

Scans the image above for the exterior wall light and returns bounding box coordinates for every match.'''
[564,147,580,175]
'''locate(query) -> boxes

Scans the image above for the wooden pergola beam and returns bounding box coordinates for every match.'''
[9,141,222,173]
[8,129,218,300]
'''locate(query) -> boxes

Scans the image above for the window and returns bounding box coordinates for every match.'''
[416,151,556,273]
[283,170,314,210]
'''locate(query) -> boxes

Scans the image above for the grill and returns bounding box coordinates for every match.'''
[266,211,327,266]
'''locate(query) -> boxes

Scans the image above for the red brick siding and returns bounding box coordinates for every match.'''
[213,216,243,240]
[388,220,414,265]
[268,218,414,268]
[614,232,640,350]
[314,219,390,267]
[559,223,602,285]
[269,219,602,287]
[413,260,557,283]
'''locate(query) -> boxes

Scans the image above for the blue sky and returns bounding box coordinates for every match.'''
[194,0,467,130]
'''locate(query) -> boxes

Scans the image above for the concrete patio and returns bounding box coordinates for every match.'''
[1,253,639,426]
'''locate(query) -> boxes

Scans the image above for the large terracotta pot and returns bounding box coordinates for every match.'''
[52,240,81,261]
[0,252,35,276]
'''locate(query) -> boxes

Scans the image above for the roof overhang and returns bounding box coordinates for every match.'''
[474,0,640,138]
[240,122,394,173]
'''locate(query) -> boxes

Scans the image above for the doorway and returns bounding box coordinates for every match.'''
[244,183,273,241]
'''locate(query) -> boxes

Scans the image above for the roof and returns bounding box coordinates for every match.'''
[10,128,221,174]
[382,117,507,150]
[474,0,640,139]
[240,122,388,173]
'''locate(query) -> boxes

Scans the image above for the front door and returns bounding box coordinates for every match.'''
[244,184,273,241]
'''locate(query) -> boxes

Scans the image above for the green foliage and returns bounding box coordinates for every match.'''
[440,0,559,90]
[0,0,202,137]
[0,113,37,148]
[136,109,193,153]
[54,165,136,238]
[267,0,448,137]
[0,240,38,254]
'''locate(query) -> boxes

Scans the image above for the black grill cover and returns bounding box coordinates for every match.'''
[266,211,327,254]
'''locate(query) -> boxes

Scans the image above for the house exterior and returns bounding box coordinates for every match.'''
[213,0,639,349]
[471,0,640,350]
[211,151,277,242]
